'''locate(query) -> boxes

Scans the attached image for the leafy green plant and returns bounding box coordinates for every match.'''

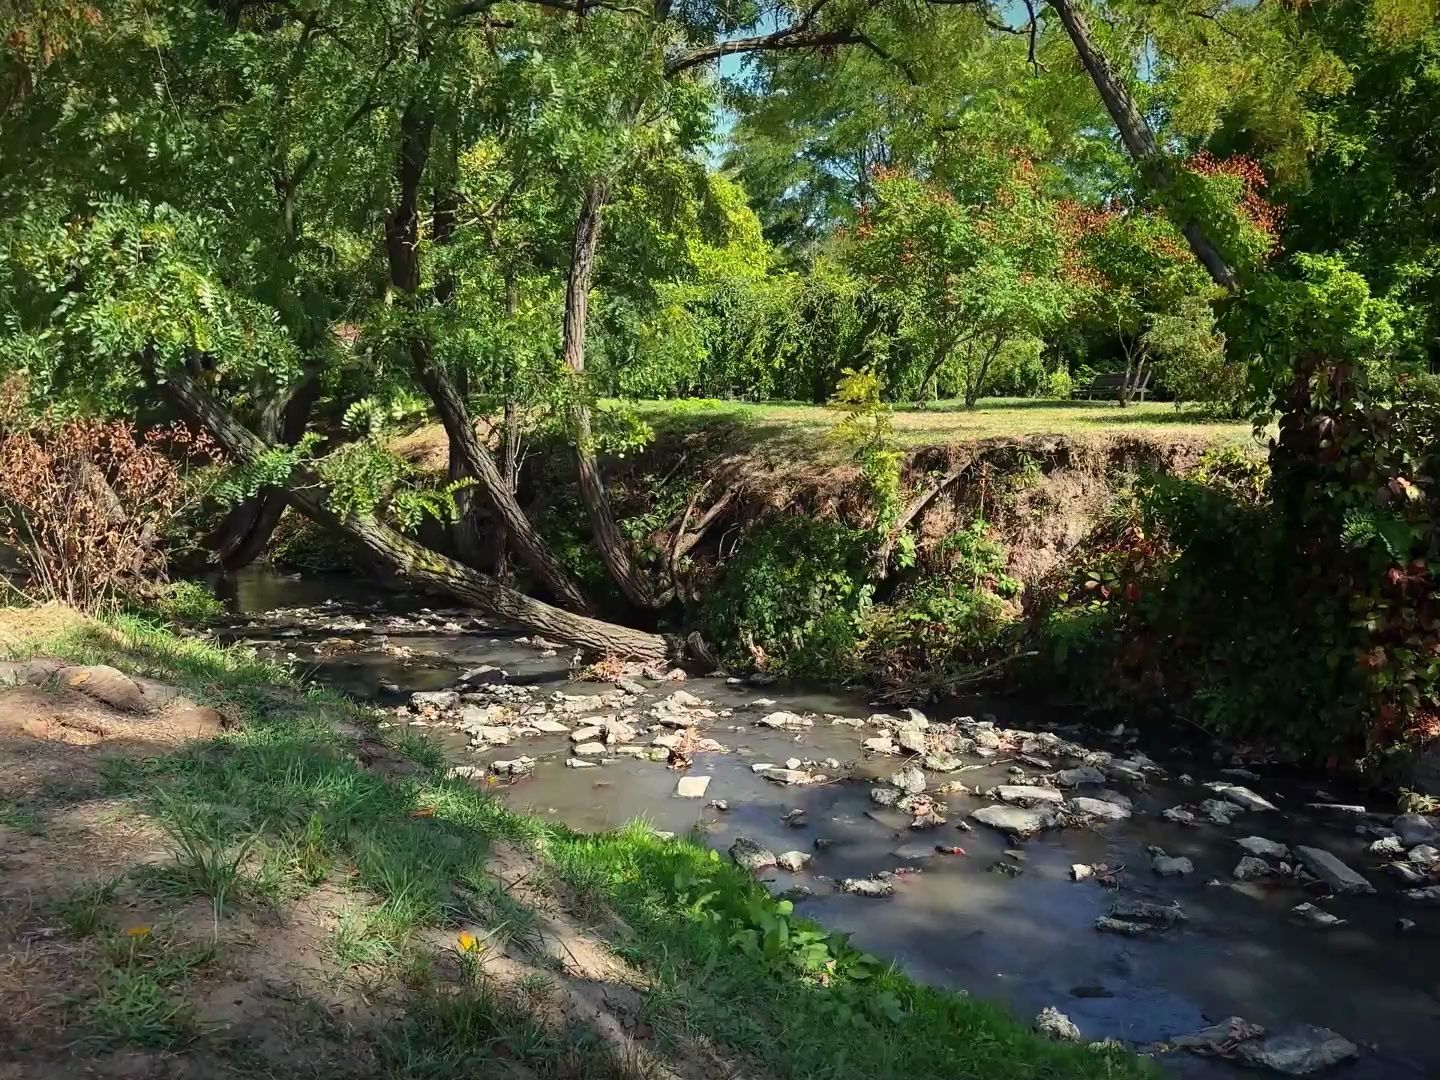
[702,516,873,679]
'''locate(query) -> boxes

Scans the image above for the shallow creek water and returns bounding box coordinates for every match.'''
[219,569,1440,1079]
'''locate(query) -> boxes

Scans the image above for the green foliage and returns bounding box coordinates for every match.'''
[702,517,874,679]
[150,580,224,623]
[831,367,904,537]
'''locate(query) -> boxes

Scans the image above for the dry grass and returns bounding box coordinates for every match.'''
[635,396,1258,460]
[0,603,87,652]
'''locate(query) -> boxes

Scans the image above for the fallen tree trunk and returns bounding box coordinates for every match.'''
[161,368,671,659]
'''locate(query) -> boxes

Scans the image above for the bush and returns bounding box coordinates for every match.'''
[0,413,220,611]
[701,517,873,679]
[152,580,224,622]
[1046,368,1074,398]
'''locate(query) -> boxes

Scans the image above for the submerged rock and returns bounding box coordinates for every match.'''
[1163,807,1197,825]
[776,850,812,872]
[1034,1006,1081,1042]
[993,785,1065,807]
[730,837,777,873]
[1108,898,1187,927]
[1069,797,1131,822]
[1234,1025,1359,1075]
[1205,782,1278,812]
[1162,1016,1266,1055]
[889,765,927,794]
[1294,845,1375,895]
[1053,765,1107,788]
[1094,916,1157,936]
[489,757,535,776]
[1200,799,1245,825]
[1237,836,1291,859]
[839,876,895,898]
[674,775,711,798]
[1233,856,1276,882]
[1402,885,1440,903]
[1393,813,1439,848]
[869,786,901,807]
[756,710,812,730]
[1291,902,1346,929]
[1151,852,1194,877]
[971,804,1056,839]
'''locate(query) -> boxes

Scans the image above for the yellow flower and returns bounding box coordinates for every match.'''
[123,925,152,939]
[456,931,479,953]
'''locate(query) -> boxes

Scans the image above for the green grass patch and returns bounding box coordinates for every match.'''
[7,608,1155,1079]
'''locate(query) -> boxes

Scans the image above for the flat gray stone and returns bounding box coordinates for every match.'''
[971,804,1056,839]
[994,785,1065,807]
[1234,1024,1358,1075]
[1205,782,1278,812]
[1200,799,1245,824]
[1393,813,1438,848]
[756,710,812,729]
[1053,765,1107,787]
[572,741,606,757]
[529,718,570,734]
[1294,845,1375,894]
[1152,854,1194,877]
[1237,836,1290,859]
[1291,902,1345,929]
[674,775,711,798]
[1069,797,1130,821]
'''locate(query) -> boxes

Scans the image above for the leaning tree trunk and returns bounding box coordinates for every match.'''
[561,178,656,609]
[1047,0,1237,293]
[160,368,670,659]
[384,91,592,613]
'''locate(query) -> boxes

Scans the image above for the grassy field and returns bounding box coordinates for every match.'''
[632,397,1259,452]
[0,608,1156,1080]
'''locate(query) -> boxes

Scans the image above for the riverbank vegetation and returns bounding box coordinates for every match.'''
[0,1,1437,783]
[0,607,1154,1079]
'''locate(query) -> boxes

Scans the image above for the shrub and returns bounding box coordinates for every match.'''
[1046,368,1074,399]
[0,414,220,611]
[701,517,873,679]
[152,580,224,622]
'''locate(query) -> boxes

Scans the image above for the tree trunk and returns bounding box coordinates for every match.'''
[495,397,521,582]
[159,368,670,659]
[208,370,320,570]
[1047,0,1237,292]
[384,91,591,613]
[562,178,655,609]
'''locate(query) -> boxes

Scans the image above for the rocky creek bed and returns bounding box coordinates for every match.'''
[216,569,1440,1079]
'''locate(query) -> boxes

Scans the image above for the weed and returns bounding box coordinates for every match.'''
[153,795,263,925]
[0,800,43,834]
[84,967,198,1049]
[50,878,120,938]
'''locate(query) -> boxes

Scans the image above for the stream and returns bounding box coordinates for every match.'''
[217,568,1440,1079]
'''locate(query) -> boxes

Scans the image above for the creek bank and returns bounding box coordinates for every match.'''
[217,577,1440,1080]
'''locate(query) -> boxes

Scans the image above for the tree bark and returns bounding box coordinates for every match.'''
[1047,0,1237,292]
[160,368,670,659]
[561,177,656,608]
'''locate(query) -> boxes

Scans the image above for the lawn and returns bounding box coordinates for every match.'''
[632,396,1259,452]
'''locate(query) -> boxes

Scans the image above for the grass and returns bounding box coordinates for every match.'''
[2,609,1157,1079]
[630,395,1257,455]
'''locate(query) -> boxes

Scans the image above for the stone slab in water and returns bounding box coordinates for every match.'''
[1233,1024,1359,1075]
[1294,845,1375,894]
[674,775,711,798]
[971,804,1056,839]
